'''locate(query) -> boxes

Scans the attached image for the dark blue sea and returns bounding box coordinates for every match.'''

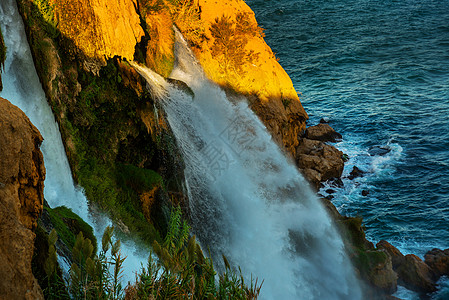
[246,0,449,298]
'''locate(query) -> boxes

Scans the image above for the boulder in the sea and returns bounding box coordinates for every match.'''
[396,254,437,293]
[368,145,391,156]
[348,166,365,180]
[0,97,45,299]
[305,123,342,143]
[319,117,330,124]
[362,190,370,196]
[424,248,449,278]
[296,138,344,189]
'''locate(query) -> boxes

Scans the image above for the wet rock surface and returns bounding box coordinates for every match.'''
[368,145,391,156]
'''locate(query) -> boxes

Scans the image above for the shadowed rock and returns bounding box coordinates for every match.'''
[377,240,405,270]
[368,145,391,156]
[425,248,449,278]
[0,97,45,299]
[396,254,437,293]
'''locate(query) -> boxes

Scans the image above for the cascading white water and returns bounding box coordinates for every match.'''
[0,0,148,283]
[133,30,362,299]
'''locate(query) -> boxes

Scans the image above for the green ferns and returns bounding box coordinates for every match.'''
[41,207,262,299]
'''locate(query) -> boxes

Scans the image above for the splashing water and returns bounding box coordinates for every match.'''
[133,30,362,299]
[0,0,148,283]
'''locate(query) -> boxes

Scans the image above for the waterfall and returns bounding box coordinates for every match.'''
[0,0,148,283]
[133,30,362,299]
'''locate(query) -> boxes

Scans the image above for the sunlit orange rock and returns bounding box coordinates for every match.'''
[190,0,308,156]
[55,0,145,70]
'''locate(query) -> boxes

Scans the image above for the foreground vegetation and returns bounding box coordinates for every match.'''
[38,207,262,299]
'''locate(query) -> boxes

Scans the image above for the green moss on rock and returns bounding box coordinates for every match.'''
[44,205,97,252]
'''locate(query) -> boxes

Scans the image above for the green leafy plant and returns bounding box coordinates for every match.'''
[126,207,263,299]
[69,226,126,299]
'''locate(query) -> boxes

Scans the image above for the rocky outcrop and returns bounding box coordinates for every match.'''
[189,0,308,157]
[320,198,398,297]
[0,97,45,299]
[296,136,344,189]
[377,240,405,270]
[425,248,449,278]
[305,123,342,142]
[55,0,145,72]
[397,254,437,293]
[377,240,441,294]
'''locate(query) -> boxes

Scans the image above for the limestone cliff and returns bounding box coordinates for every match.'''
[0,97,45,299]
[191,0,308,157]
[55,0,145,72]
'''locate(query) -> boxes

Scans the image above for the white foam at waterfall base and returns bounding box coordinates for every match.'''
[0,0,148,284]
[133,30,362,299]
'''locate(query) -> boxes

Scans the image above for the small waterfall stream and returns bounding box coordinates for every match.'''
[0,0,148,283]
[133,30,362,299]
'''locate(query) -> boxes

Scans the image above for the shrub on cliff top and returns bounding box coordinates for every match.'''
[210,13,263,85]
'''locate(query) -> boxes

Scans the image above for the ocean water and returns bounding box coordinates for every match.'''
[246,0,449,297]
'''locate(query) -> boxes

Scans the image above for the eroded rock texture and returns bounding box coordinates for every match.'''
[0,97,45,299]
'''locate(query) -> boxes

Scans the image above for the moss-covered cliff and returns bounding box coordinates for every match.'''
[16,0,313,245]
[17,0,186,246]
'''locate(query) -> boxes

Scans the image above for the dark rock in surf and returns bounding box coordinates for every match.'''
[396,254,437,293]
[319,117,330,124]
[328,177,344,188]
[424,248,449,278]
[348,166,365,180]
[362,190,369,196]
[305,123,342,143]
[368,145,391,156]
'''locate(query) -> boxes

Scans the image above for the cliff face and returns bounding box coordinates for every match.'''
[0,97,45,299]
[191,0,308,157]
[55,0,145,72]
[48,0,308,157]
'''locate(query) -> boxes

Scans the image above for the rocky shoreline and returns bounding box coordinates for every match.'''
[307,121,449,299]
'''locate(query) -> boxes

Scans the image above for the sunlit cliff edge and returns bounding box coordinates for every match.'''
[47,0,308,157]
